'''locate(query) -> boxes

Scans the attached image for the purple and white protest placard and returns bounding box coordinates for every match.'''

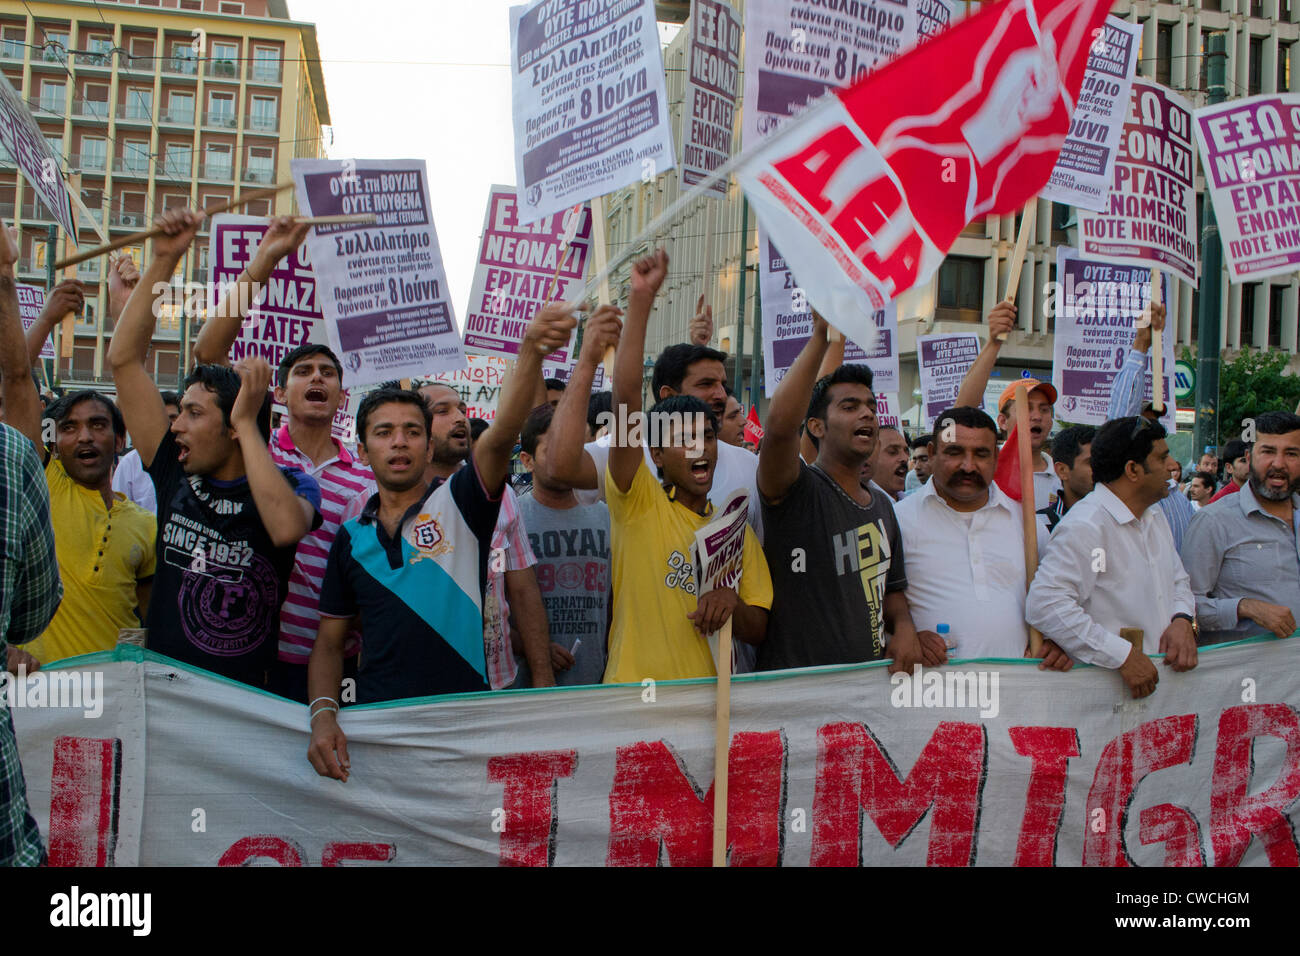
[916,0,954,40]
[682,0,740,195]
[16,284,53,360]
[692,487,750,668]
[758,229,898,397]
[0,73,76,240]
[1051,247,1174,431]
[209,215,326,369]
[1194,92,1300,282]
[510,0,674,225]
[1040,16,1142,212]
[463,185,590,368]
[291,158,464,387]
[1078,80,1199,283]
[429,353,509,423]
[917,332,981,429]
[874,391,902,430]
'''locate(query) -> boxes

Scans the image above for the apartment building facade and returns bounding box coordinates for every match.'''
[604,0,1300,424]
[0,0,329,388]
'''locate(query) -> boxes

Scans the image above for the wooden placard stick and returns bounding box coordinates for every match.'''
[711,618,733,867]
[1015,381,1044,656]
[288,214,376,226]
[53,182,294,270]
[59,172,84,359]
[588,195,616,378]
[700,200,714,315]
[1149,269,1165,414]
[997,201,1037,342]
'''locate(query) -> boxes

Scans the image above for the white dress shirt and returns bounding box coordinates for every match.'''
[1026,484,1194,669]
[111,447,155,513]
[894,479,1030,658]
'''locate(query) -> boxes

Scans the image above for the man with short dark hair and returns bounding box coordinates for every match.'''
[868,425,909,500]
[1207,438,1251,504]
[108,208,322,689]
[1036,424,1095,535]
[586,390,613,441]
[1027,416,1198,698]
[719,387,746,447]
[0,225,156,666]
[543,377,566,408]
[1180,410,1300,645]
[1186,470,1216,508]
[903,433,931,496]
[895,406,1070,666]
[756,311,921,673]
[113,389,180,513]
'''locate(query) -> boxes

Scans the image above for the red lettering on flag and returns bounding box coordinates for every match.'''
[488,749,578,867]
[48,735,120,867]
[321,841,396,866]
[1211,703,1300,866]
[218,835,305,866]
[1009,726,1080,867]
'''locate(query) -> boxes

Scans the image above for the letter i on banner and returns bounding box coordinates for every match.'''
[1015,381,1044,656]
[1150,269,1164,414]
[998,203,1037,342]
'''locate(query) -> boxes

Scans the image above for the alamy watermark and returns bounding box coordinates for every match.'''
[890,664,1000,719]
[0,667,103,718]
[594,407,710,455]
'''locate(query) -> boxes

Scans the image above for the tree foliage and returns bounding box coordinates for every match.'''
[1215,349,1300,446]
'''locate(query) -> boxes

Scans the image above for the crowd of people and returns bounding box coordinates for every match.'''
[2,210,1298,863]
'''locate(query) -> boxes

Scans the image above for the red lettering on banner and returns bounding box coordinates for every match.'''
[219,835,305,866]
[48,735,121,867]
[1139,805,1205,866]
[1082,714,1197,866]
[321,841,396,866]
[1009,726,1080,867]
[606,732,785,867]
[1210,703,1300,866]
[810,721,986,866]
[771,125,861,216]
[487,749,578,867]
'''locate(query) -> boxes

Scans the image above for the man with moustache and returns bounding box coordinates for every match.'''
[1180,411,1300,645]
[1035,425,1095,536]
[894,407,1072,666]
[719,387,746,448]
[867,425,910,500]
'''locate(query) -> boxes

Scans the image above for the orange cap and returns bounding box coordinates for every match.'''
[997,378,1058,415]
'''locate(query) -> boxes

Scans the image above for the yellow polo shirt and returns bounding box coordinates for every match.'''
[25,458,156,664]
[604,461,772,684]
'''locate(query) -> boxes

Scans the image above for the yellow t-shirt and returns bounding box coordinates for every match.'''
[26,458,157,664]
[604,460,772,683]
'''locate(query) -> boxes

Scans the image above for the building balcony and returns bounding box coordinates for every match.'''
[71,99,111,121]
[67,154,108,174]
[110,210,148,229]
[245,113,277,133]
[202,111,239,130]
[200,163,233,182]
[0,39,24,60]
[37,45,68,67]
[164,57,198,77]
[76,260,102,280]
[29,97,66,118]
[116,103,155,124]
[0,202,12,220]
[206,59,238,80]
[159,107,195,126]
[247,62,282,84]
[19,199,53,221]
[161,160,194,179]
[17,259,45,279]
[121,55,155,76]
[73,51,113,70]
[242,167,274,185]
[111,157,152,178]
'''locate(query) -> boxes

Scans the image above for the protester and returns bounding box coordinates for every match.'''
[903,433,932,496]
[1186,470,1216,509]
[0,226,156,666]
[544,378,566,408]
[756,311,921,672]
[192,218,374,701]
[108,208,322,689]
[868,425,909,500]
[469,418,491,444]
[894,406,1070,666]
[1035,424,1095,535]
[0,422,61,866]
[1198,451,1220,479]
[1168,458,1183,486]
[1026,417,1198,698]
[113,390,180,513]
[1206,439,1250,504]
[515,401,612,687]
[1180,410,1300,645]
[955,302,1062,509]
[719,387,746,447]
[307,304,574,779]
[601,251,771,682]
[586,390,613,441]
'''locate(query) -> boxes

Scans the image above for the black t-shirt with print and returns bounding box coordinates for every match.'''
[146,430,321,687]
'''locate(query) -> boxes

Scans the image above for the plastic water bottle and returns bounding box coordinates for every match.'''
[938,623,957,659]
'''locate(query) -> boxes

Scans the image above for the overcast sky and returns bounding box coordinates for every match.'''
[290,0,679,330]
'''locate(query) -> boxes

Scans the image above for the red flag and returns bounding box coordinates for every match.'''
[737,0,1111,346]
[993,424,1025,502]
[743,406,764,446]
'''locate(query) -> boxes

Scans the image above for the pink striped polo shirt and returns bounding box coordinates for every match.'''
[269,425,373,663]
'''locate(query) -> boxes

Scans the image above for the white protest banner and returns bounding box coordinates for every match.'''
[1193,92,1300,283]
[429,353,508,422]
[743,0,932,358]
[463,186,590,369]
[1078,80,1199,283]
[737,0,1107,348]
[15,638,1300,865]
[758,228,899,397]
[509,0,675,225]
[682,0,741,195]
[292,158,465,386]
[0,72,77,240]
[17,284,54,360]
[917,332,981,429]
[1051,247,1174,431]
[1040,16,1142,211]
[875,391,902,430]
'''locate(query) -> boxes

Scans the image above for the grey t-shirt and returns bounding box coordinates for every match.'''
[758,462,907,670]
[512,495,611,687]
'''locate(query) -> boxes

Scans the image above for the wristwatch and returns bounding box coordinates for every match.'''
[1172,612,1197,636]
